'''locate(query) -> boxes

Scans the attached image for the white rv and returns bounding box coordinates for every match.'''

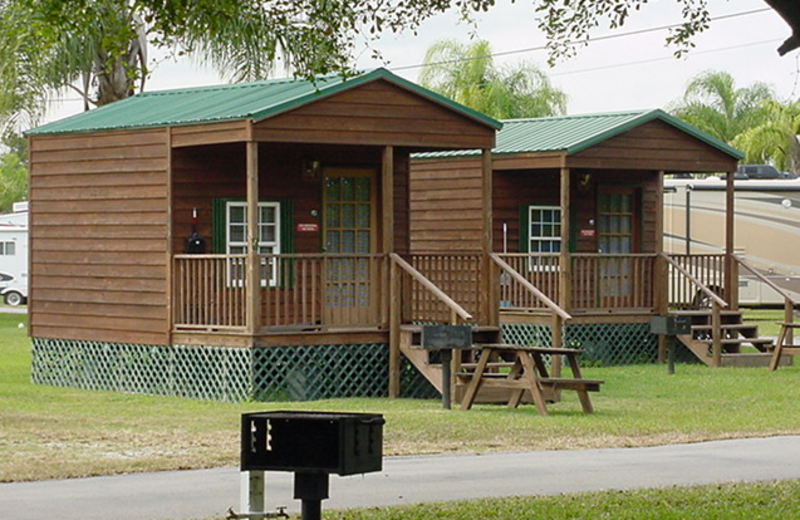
[664,176,800,306]
[0,201,28,306]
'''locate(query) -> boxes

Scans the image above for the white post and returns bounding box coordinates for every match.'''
[240,470,265,515]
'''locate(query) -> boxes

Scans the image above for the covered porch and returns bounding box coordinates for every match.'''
[163,69,500,355]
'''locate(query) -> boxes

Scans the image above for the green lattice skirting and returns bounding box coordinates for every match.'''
[502,323,657,366]
[31,338,437,402]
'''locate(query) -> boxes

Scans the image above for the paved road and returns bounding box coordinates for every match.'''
[0,306,26,314]
[2,436,800,520]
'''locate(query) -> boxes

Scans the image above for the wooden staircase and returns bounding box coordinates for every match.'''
[671,309,790,367]
[399,324,519,403]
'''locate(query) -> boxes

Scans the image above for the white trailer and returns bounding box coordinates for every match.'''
[0,201,28,306]
[664,177,800,306]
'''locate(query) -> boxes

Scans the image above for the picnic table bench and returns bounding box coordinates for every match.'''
[458,344,604,415]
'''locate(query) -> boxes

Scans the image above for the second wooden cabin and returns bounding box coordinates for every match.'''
[409,110,781,369]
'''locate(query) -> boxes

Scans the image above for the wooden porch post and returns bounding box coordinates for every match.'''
[724,170,737,310]
[389,258,401,398]
[165,128,174,344]
[382,146,395,327]
[655,170,669,363]
[482,148,496,326]
[553,166,570,376]
[382,146,395,254]
[246,140,261,336]
[384,146,401,398]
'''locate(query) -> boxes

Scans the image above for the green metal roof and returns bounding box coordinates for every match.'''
[27,68,501,136]
[415,109,744,160]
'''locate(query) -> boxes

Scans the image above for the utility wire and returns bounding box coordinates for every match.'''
[390,7,773,72]
[549,38,781,78]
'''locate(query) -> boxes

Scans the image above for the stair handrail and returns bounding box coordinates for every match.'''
[389,253,473,322]
[732,255,800,306]
[661,253,729,309]
[490,253,572,321]
[662,253,729,365]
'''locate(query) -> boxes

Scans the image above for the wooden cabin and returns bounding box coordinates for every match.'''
[410,110,794,369]
[25,69,501,401]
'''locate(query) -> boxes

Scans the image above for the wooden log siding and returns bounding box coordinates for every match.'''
[28,129,171,345]
[493,168,560,253]
[409,157,485,253]
[568,120,737,173]
[252,80,496,150]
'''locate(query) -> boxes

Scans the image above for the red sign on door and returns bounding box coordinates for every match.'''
[296,223,320,232]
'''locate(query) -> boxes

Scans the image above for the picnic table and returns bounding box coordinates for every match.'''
[458,344,604,415]
[770,322,800,371]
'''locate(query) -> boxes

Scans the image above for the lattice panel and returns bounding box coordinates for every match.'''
[500,323,657,366]
[502,323,552,347]
[252,344,437,401]
[32,338,439,402]
[31,338,252,402]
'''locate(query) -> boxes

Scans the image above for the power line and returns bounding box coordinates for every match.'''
[549,38,781,78]
[390,7,774,72]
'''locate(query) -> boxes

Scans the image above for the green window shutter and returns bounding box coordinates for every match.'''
[569,204,576,253]
[211,198,229,254]
[518,203,529,253]
[280,199,293,253]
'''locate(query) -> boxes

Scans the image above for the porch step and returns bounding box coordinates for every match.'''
[675,334,786,367]
[670,309,743,317]
[690,323,758,333]
[398,324,504,401]
[720,353,790,368]
[671,308,783,367]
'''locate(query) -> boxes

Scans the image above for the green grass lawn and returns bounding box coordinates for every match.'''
[313,480,800,520]
[4,313,800,484]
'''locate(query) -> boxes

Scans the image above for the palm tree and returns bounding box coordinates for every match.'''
[418,39,567,119]
[668,70,775,143]
[732,99,800,173]
[0,0,364,132]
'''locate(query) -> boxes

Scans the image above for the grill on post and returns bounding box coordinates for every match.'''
[241,411,385,520]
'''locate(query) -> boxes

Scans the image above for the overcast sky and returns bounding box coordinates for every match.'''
[47,0,799,121]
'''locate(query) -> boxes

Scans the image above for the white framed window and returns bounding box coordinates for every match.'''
[226,201,281,287]
[528,205,561,254]
[0,241,15,256]
[525,205,561,272]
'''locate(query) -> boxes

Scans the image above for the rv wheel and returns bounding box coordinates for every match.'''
[692,286,723,309]
[4,291,24,306]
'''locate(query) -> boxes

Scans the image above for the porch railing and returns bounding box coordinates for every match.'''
[174,253,389,332]
[174,254,248,331]
[733,255,799,342]
[390,253,473,324]
[495,253,560,310]
[570,254,658,311]
[666,253,727,308]
[174,253,484,333]
[405,253,485,324]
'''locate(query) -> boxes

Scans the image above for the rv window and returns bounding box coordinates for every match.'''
[0,273,12,282]
[0,241,15,256]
